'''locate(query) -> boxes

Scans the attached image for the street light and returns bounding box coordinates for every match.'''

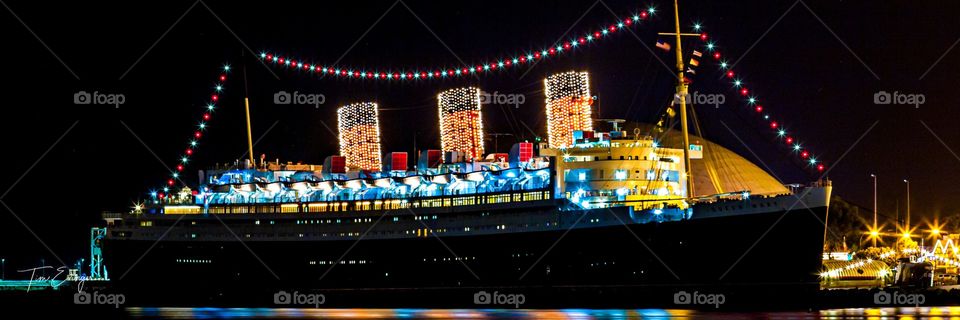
[903,179,910,233]
[1,258,5,281]
[871,174,878,247]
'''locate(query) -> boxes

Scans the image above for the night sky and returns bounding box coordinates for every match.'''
[0,0,957,271]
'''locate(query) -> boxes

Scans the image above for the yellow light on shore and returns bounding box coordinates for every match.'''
[870,230,879,238]
[902,232,911,239]
[932,228,941,236]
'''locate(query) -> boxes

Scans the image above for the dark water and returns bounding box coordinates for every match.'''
[125,307,960,319]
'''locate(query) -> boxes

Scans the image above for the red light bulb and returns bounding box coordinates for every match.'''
[713,52,721,60]
[726,71,734,78]
[755,105,763,112]
[203,113,211,121]
[740,88,749,96]
[699,33,708,41]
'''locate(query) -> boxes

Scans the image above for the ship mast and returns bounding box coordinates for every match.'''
[244,97,255,168]
[242,62,256,169]
[660,0,695,199]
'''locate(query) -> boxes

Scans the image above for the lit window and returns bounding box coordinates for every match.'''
[614,170,627,180]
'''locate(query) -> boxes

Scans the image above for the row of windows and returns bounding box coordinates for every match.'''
[175,258,212,264]
[309,260,369,265]
[131,217,570,240]
[423,256,476,262]
[189,191,552,215]
[406,228,449,237]
[707,201,779,212]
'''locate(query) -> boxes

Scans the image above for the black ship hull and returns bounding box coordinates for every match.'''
[103,204,827,309]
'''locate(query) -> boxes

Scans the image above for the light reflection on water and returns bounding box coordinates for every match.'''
[126,306,960,319]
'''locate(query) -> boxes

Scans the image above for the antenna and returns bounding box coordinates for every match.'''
[595,118,626,132]
[486,133,514,153]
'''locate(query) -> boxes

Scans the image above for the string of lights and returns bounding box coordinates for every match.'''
[258,7,656,81]
[693,25,826,172]
[151,65,229,201]
[337,102,384,172]
[438,87,485,160]
[544,71,593,149]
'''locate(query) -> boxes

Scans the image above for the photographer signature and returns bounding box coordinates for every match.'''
[17,265,68,292]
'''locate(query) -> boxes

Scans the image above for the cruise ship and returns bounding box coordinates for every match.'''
[102,116,831,308]
[100,5,831,308]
